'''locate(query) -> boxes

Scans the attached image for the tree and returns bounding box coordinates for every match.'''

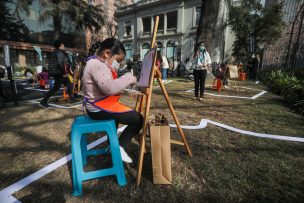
[39,0,79,40]
[227,0,284,62]
[39,0,104,48]
[74,1,105,50]
[0,0,31,41]
[196,0,221,52]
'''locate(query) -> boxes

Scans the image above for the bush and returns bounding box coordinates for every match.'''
[259,68,304,114]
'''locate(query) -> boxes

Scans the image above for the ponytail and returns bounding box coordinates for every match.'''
[96,38,126,56]
[85,38,126,62]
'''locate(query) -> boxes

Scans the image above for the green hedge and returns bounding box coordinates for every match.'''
[259,68,304,114]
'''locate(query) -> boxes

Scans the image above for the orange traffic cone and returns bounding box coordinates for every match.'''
[63,87,69,99]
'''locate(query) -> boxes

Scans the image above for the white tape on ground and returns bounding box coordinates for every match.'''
[24,87,64,92]
[0,126,125,203]
[1,119,303,202]
[155,80,172,88]
[169,119,304,142]
[186,88,267,100]
[251,91,267,99]
[29,100,82,109]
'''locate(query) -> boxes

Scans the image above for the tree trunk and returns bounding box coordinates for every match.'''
[196,0,221,52]
[53,15,62,40]
[86,27,92,51]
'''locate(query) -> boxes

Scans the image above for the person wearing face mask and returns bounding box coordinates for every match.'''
[193,42,212,101]
[82,38,143,163]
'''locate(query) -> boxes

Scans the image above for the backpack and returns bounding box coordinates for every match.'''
[48,50,61,77]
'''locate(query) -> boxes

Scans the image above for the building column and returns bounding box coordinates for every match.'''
[164,13,167,35]
[151,16,154,35]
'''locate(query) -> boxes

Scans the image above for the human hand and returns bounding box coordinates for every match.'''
[123,72,137,83]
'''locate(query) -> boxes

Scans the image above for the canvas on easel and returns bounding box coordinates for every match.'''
[135,16,192,186]
[137,48,156,88]
[227,64,239,93]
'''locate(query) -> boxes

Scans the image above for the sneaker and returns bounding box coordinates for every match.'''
[39,100,49,109]
[199,98,203,101]
[119,146,133,163]
[193,97,198,100]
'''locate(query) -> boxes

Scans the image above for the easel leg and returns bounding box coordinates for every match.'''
[135,95,142,111]
[234,80,239,93]
[136,93,152,185]
[157,78,192,157]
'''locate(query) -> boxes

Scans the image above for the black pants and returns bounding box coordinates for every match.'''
[253,67,258,82]
[42,77,73,102]
[193,69,207,98]
[87,110,144,148]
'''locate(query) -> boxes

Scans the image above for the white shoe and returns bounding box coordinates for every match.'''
[119,146,133,163]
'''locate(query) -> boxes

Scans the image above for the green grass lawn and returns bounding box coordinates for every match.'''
[0,79,303,202]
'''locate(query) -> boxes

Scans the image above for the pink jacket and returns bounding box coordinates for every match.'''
[82,58,136,111]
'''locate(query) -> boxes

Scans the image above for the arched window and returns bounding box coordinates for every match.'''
[142,43,151,58]
[157,41,163,54]
[124,44,132,60]
[166,40,175,59]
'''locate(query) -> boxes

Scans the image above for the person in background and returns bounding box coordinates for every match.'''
[193,42,212,101]
[126,58,135,75]
[82,38,143,163]
[156,51,162,72]
[177,59,186,77]
[161,54,169,81]
[24,68,34,83]
[133,54,142,77]
[251,54,260,82]
[38,67,49,89]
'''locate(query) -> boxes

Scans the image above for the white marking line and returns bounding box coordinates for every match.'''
[170,119,304,142]
[155,80,173,88]
[205,85,263,91]
[1,119,303,202]
[186,88,267,100]
[251,91,267,99]
[24,87,64,92]
[27,95,83,109]
[29,100,82,109]
[0,126,125,203]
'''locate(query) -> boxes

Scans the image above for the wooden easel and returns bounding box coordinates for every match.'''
[136,16,192,186]
[72,66,81,94]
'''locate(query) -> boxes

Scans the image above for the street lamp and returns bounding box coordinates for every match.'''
[172,41,178,77]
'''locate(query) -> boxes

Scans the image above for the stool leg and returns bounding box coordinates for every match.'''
[107,124,127,186]
[81,134,88,166]
[72,130,84,196]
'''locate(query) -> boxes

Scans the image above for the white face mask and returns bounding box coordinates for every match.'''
[111,59,120,71]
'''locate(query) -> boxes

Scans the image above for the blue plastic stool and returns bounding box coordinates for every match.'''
[71,115,127,196]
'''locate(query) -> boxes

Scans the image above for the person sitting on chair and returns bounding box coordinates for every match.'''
[82,38,143,163]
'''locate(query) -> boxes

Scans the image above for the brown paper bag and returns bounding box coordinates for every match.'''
[149,114,171,184]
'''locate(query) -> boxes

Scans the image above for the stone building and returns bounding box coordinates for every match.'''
[0,0,133,68]
[116,0,235,68]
